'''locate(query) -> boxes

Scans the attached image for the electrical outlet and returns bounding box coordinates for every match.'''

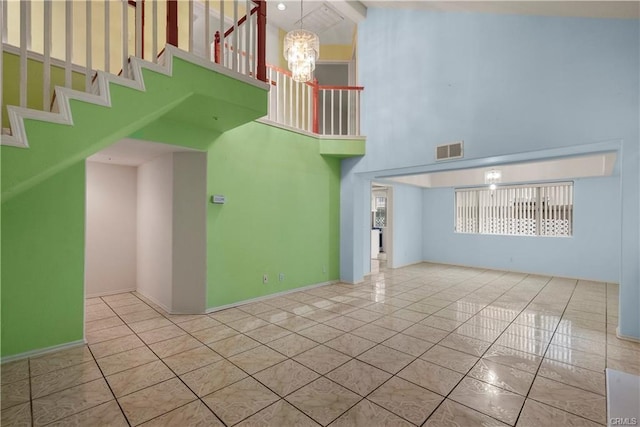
[322,265,327,274]
[263,274,268,284]
[279,273,285,282]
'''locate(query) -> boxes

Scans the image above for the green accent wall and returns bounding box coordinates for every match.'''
[1,162,85,357]
[319,138,366,158]
[206,122,341,307]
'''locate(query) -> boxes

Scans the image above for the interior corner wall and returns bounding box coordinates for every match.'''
[422,177,621,282]
[85,162,137,297]
[137,153,173,311]
[206,121,341,309]
[1,162,85,357]
[172,152,207,313]
[390,183,424,269]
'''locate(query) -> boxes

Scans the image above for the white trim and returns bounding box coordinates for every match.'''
[616,328,640,343]
[134,289,172,314]
[206,280,339,314]
[0,340,85,364]
[85,287,137,299]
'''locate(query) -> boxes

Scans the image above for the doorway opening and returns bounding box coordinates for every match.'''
[370,182,393,274]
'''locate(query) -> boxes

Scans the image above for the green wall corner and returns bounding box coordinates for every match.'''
[1,162,85,357]
[206,121,341,308]
[319,138,366,158]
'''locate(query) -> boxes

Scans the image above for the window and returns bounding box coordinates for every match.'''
[455,182,573,237]
[374,196,387,227]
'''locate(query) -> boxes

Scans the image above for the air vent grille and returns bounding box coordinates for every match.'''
[436,141,464,161]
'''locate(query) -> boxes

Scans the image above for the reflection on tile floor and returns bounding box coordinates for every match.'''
[2,262,638,426]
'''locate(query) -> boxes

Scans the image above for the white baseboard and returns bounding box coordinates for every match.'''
[616,328,640,343]
[134,290,173,314]
[206,280,339,314]
[1,340,86,364]
[85,287,136,299]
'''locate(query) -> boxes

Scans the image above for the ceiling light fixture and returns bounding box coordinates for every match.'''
[283,0,320,82]
[484,169,502,190]
[277,2,286,11]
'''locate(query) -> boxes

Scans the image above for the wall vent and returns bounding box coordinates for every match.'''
[435,141,464,161]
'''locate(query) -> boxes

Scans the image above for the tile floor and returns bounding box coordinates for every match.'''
[2,262,639,426]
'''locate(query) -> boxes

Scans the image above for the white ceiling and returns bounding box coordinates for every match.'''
[385,152,617,188]
[267,1,357,44]
[360,1,639,20]
[87,139,198,167]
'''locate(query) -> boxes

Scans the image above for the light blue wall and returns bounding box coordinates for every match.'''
[422,177,621,282]
[342,9,639,337]
[392,184,424,268]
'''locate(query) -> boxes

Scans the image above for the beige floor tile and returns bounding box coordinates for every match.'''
[203,377,279,425]
[403,324,449,343]
[293,345,351,374]
[469,359,535,396]
[1,401,31,427]
[606,358,640,376]
[239,302,275,316]
[368,376,443,425]
[344,308,384,323]
[439,333,492,357]
[528,376,606,424]
[85,317,125,334]
[1,359,29,385]
[180,359,247,397]
[106,360,175,397]
[255,309,296,323]
[86,325,134,345]
[455,324,503,342]
[236,400,319,427]
[148,334,203,359]
[32,379,114,426]
[227,316,271,333]
[163,314,209,324]
[494,334,548,356]
[425,399,509,427]
[397,359,463,395]
[326,359,391,396]
[420,316,464,332]
[118,309,161,323]
[30,346,94,377]
[382,333,434,357]
[111,303,152,316]
[483,345,543,374]
[177,317,222,333]
[207,334,261,358]
[254,359,319,397]
[323,316,367,332]
[266,333,318,357]
[296,324,344,343]
[516,399,602,427]
[1,378,30,410]
[330,399,413,427]
[140,401,223,426]
[607,344,640,362]
[325,333,377,357]
[31,360,102,399]
[420,345,479,374]
[389,309,430,323]
[356,344,415,374]
[245,324,294,344]
[302,308,341,323]
[274,316,318,332]
[137,325,187,345]
[286,377,361,425]
[350,324,397,343]
[90,334,146,359]
[228,345,287,375]
[370,315,414,332]
[191,324,238,344]
[162,346,222,375]
[97,346,159,376]
[551,333,606,356]
[209,307,252,323]
[449,377,525,425]
[47,400,128,427]
[538,359,606,396]
[118,378,197,426]
[85,307,117,323]
[127,317,173,334]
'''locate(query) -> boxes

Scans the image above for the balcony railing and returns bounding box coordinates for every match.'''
[265,64,363,137]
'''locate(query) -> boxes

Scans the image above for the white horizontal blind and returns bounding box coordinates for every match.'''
[455,182,573,237]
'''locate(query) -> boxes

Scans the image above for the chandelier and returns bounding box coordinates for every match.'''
[484,169,502,190]
[283,1,320,82]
